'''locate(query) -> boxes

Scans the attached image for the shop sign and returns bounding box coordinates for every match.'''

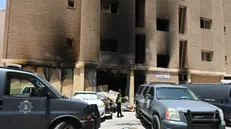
[156,72,170,79]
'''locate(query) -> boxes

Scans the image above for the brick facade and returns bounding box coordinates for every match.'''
[2,0,231,97]
[0,9,5,66]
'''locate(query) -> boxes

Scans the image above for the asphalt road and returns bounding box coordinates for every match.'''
[100,112,231,129]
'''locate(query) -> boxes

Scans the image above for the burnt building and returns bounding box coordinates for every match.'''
[2,0,231,103]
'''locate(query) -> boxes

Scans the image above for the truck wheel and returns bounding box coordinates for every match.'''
[151,115,161,129]
[57,121,80,129]
[135,105,141,119]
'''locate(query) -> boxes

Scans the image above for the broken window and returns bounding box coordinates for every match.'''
[200,17,212,29]
[101,0,119,14]
[135,0,145,28]
[157,54,169,68]
[179,40,188,68]
[100,39,118,52]
[157,18,169,31]
[66,38,74,48]
[135,34,146,64]
[67,0,75,8]
[201,51,213,62]
[179,6,187,34]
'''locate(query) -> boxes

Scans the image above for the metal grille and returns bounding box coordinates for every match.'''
[185,110,220,129]
[99,52,119,65]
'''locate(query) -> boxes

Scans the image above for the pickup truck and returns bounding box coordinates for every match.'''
[0,66,101,129]
[135,84,226,129]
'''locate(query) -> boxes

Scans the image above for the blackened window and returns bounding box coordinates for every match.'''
[157,18,169,31]
[135,0,145,28]
[135,34,146,64]
[66,38,74,48]
[68,0,75,8]
[157,54,169,68]
[100,39,118,52]
[101,0,119,14]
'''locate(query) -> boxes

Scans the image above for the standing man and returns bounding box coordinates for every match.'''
[116,89,124,117]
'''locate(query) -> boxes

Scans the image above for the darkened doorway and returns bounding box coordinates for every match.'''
[97,69,128,96]
[134,71,146,93]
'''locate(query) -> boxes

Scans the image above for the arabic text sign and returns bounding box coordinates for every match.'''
[156,72,170,79]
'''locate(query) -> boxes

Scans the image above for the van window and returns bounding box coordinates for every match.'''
[142,86,149,96]
[136,86,144,94]
[4,72,46,97]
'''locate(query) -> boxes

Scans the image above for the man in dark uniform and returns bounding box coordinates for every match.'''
[116,89,124,117]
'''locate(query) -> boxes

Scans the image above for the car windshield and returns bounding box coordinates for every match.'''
[156,87,198,100]
[73,93,98,100]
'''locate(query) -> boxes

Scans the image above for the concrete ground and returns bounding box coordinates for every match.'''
[100,112,231,129]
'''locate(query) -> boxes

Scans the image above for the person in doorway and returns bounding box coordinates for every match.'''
[116,89,124,117]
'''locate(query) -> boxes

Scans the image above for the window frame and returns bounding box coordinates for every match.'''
[101,0,119,14]
[200,17,212,29]
[147,87,154,97]
[67,0,76,9]
[179,5,187,34]
[201,51,213,62]
[142,86,150,97]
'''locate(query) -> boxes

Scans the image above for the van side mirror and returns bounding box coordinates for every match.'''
[145,94,153,100]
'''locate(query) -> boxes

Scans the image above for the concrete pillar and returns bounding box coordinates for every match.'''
[129,70,135,105]
[73,66,85,94]
[79,0,100,62]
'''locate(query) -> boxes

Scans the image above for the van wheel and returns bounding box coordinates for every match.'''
[56,121,80,129]
[135,105,141,119]
[151,115,161,129]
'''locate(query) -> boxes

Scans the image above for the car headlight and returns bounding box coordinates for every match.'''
[165,108,180,121]
[218,108,224,121]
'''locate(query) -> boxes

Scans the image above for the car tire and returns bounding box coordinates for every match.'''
[151,115,161,129]
[135,105,141,119]
[56,120,80,129]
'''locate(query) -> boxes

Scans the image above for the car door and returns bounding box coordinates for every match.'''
[223,87,231,120]
[0,72,47,129]
[140,86,150,111]
[144,87,154,118]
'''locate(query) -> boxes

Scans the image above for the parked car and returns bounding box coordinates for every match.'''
[135,84,226,129]
[0,66,101,129]
[182,83,231,124]
[97,92,117,119]
[72,91,106,118]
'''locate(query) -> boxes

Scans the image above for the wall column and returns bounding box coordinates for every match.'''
[129,70,135,105]
[73,66,85,94]
[187,73,192,83]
